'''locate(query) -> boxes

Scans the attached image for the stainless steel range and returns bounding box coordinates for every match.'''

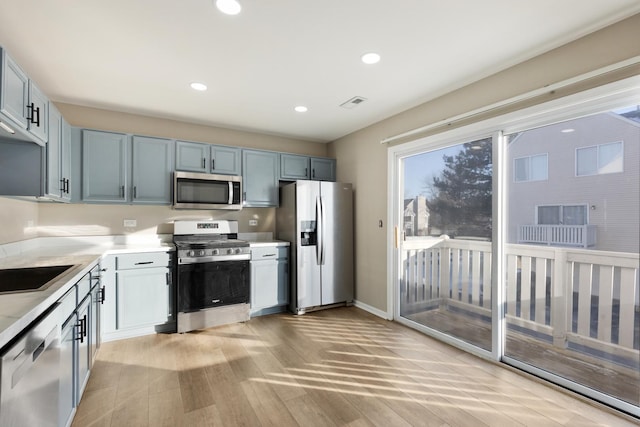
[173,220,251,333]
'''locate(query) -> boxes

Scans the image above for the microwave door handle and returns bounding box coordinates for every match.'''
[228,181,233,204]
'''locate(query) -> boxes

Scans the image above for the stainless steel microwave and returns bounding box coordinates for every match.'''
[173,171,242,210]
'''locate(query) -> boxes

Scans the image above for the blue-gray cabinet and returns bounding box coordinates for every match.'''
[102,251,174,340]
[0,48,29,130]
[176,140,208,173]
[176,140,241,175]
[45,103,71,201]
[132,135,174,204]
[82,130,174,204]
[280,153,336,182]
[211,144,241,175]
[310,157,336,181]
[242,149,279,207]
[0,47,48,144]
[82,130,128,202]
[250,245,288,316]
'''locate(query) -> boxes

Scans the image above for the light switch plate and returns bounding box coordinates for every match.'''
[123,219,137,227]
[249,219,258,226]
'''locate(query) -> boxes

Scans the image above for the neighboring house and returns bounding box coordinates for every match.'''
[403,196,430,237]
[507,111,640,253]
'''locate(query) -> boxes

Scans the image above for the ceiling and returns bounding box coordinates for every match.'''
[0,1,638,143]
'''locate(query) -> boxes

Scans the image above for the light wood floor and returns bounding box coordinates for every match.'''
[72,307,637,427]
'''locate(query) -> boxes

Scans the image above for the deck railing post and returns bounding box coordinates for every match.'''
[552,248,569,348]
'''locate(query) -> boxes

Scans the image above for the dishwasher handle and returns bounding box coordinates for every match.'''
[8,324,58,389]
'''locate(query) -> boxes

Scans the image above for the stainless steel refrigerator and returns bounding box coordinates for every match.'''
[276,180,354,314]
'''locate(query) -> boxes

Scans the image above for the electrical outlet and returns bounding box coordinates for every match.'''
[123,219,137,227]
[249,219,258,226]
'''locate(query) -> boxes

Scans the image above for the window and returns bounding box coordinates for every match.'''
[537,204,587,225]
[514,154,547,182]
[576,141,623,176]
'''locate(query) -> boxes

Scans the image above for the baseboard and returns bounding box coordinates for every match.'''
[353,299,392,320]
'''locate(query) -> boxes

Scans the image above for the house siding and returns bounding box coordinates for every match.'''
[507,113,640,252]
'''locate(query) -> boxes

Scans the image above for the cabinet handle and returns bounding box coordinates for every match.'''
[75,322,83,343]
[202,158,206,169]
[100,285,106,304]
[64,178,70,194]
[27,103,40,126]
[133,186,137,198]
[60,178,66,192]
[211,158,215,171]
[262,254,276,257]
[35,105,40,127]
[120,185,125,197]
[166,271,172,285]
[135,261,154,265]
[312,169,315,178]
[305,167,308,177]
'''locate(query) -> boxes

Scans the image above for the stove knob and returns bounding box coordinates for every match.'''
[235,248,242,254]
[188,250,195,257]
[212,249,219,255]
[227,248,234,255]
[199,249,205,256]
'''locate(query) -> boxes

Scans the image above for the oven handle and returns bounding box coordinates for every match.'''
[178,254,250,264]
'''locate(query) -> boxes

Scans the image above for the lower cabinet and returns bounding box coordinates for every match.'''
[250,245,288,316]
[102,250,175,340]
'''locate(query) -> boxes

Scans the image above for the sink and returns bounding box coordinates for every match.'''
[0,265,74,294]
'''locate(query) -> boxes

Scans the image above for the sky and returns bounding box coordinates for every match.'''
[403,145,463,199]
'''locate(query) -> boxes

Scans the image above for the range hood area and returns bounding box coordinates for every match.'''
[0,138,45,197]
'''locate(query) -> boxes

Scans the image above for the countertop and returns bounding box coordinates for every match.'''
[0,236,174,350]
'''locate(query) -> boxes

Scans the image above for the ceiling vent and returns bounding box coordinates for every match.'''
[340,96,367,109]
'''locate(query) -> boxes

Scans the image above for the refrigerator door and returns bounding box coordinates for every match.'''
[319,182,354,305]
[296,180,322,310]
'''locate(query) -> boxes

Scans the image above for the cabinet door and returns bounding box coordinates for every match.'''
[82,130,128,202]
[132,135,174,204]
[242,149,279,207]
[100,255,116,335]
[76,295,91,404]
[280,154,310,180]
[310,157,336,181]
[116,267,170,329]
[59,314,76,427]
[60,118,72,201]
[277,258,289,306]
[0,49,29,129]
[45,103,63,199]
[90,284,101,362]
[176,140,209,173]
[211,145,241,175]
[27,81,48,143]
[251,260,279,310]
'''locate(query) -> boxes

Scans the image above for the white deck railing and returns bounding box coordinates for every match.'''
[400,237,639,359]
[518,224,597,248]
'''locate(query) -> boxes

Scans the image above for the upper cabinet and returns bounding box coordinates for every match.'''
[243,149,279,207]
[176,140,241,175]
[45,103,71,201]
[82,130,128,203]
[82,130,174,204]
[132,136,174,204]
[280,154,336,182]
[175,140,208,173]
[0,47,49,144]
[310,157,336,181]
[211,145,241,175]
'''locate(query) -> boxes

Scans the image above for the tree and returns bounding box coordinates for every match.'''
[427,139,492,238]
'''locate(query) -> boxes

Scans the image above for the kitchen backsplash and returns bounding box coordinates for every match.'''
[0,196,275,244]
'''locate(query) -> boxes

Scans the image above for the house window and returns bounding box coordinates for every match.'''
[537,204,587,225]
[576,141,623,176]
[514,154,547,182]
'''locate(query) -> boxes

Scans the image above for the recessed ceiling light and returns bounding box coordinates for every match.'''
[294,106,308,113]
[561,128,575,133]
[361,52,381,65]
[190,82,207,91]
[215,0,241,15]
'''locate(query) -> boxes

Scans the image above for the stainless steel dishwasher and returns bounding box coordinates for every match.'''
[0,306,61,427]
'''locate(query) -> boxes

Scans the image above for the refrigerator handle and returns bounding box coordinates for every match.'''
[319,196,326,265]
[316,195,323,265]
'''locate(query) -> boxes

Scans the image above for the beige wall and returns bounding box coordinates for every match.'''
[0,198,39,243]
[329,14,640,313]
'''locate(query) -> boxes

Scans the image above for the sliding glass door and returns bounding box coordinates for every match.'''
[398,137,493,351]
[390,81,639,416]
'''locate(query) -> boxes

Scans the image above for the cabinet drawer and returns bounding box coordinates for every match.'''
[115,252,171,270]
[251,246,287,260]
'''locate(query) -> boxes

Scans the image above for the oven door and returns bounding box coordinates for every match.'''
[177,260,249,312]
